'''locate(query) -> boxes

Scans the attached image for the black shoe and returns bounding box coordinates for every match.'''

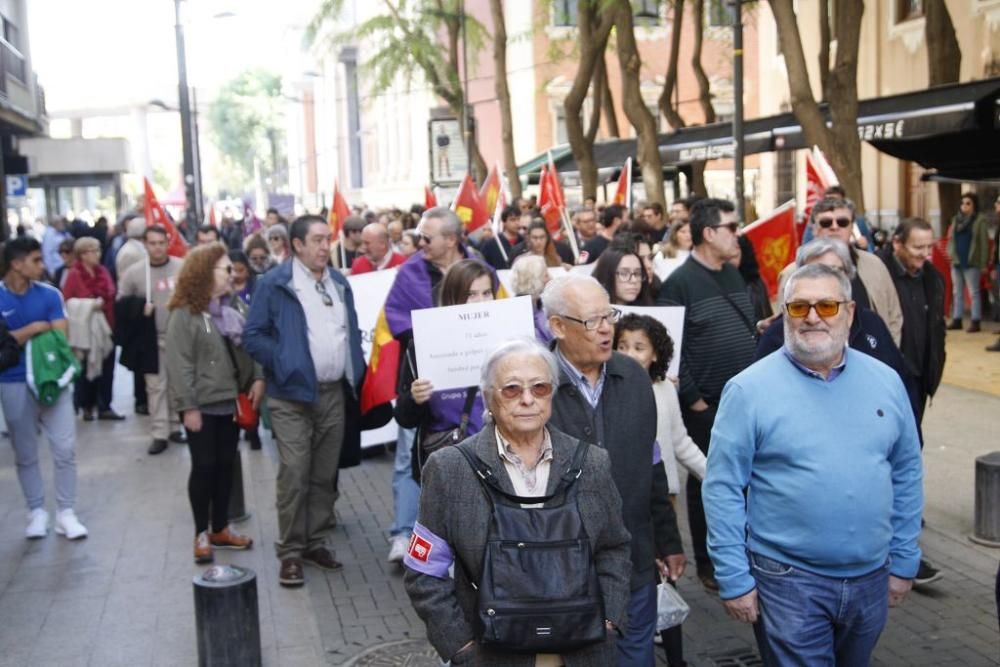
[967,320,982,333]
[134,404,149,416]
[987,339,1000,352]
[148,439,168,455]
[169,431,187,444]
[98,410,125,421]
[248,430,262,450]
[82,408,95,422]
[946,318,963,330]
[913,559,942,587]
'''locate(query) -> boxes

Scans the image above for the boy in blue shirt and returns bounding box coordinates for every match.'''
[0,237,87,540]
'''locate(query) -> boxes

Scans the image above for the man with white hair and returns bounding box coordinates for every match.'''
[704,263,923,665]
[543,273,685,666]
[114,216,148,280]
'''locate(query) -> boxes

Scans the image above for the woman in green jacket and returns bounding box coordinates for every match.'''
[947,192,991,331]
[166,243,265,563]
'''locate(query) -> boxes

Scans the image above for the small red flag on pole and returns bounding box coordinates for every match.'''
[143,177,187,258]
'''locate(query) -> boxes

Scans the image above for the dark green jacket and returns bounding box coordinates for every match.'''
[947,212,990,269]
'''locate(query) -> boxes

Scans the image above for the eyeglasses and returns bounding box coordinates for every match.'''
[784,300,848,318]
[615,269,643,282]
[497,382,554,400]
[710,222,740,234]
[314,280,334,307]
[817,217,852,229]
[560,308,622,331]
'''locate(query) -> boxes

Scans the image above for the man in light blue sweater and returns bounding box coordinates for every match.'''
[704,263,923,665]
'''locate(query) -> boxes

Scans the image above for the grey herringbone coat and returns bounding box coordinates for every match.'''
[403,424,632,666]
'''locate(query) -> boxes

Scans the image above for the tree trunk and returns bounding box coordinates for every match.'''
[818,0,831,101]
[564,3,615,201]
[587,55,605,142]
[926,0,962,225]
[489,0,521,199]
[614,1,665,206]
[601,52,621,138]
[658,0,686,130]
[690,0,716,124]
[770,0,866,212]
[690,161,708,197]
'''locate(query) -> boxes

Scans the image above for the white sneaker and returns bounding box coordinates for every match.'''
[387,534,410,563]
[54,509,88,540]
[25,508,49,539]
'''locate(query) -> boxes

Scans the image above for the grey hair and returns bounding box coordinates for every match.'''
[795,238,857,280]
[540,273,605,318]
[480,337,560,408]
[125,216,146,239]
[266,225,288,242]
[782,262,852,304]
[422,206,462,237]
[509,255,548,298]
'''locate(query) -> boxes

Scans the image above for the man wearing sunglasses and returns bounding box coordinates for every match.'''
[244,215,366,587]
[543,274,684,666]
[705,262,923,665]
[779,196,903,346]
[656,197,757,594]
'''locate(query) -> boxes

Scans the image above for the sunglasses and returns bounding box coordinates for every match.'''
[817,217,852,229]
[710,222,740,234]
[497,382,554,400]
[784,300,848,318]
[314,280,334,307]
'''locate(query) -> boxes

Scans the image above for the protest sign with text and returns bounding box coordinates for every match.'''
[412,296,535,392]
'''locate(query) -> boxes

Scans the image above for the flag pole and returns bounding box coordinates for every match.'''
[493,164,509,264]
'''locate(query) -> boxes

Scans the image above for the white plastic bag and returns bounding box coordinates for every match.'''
[655,581,690,631]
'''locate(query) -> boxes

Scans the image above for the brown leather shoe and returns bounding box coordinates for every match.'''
[279,558,305,587]
[209,526,253,550]
[194,532,213,564]
[967,320,982,333]
[302,547,343,571]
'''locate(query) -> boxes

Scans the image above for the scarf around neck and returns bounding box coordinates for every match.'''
[208,296,246,345]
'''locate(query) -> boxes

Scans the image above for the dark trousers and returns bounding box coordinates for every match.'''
[133,371,147,407]
[75,350,116,413]
[681,405,717,574]
[187,412,240,534]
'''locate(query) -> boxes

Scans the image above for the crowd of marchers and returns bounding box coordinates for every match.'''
[1,184,995,666]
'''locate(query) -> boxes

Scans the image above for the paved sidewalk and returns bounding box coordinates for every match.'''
[0,331,998,665]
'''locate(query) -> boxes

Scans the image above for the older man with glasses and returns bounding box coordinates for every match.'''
[243,215,366,588]
[779,196,903,346]
[704,262,923,665]
[543,273,684,666]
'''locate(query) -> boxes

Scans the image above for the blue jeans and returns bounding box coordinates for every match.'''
[616,582,656,667]
[751,552,889,666]
[951,266,982,321]
[390,427,420,537]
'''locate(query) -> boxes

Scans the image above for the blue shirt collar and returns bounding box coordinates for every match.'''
[781,345,848,382]
[555,345,607,408]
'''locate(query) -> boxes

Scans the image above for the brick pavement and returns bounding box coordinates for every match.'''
[0,352,997,665]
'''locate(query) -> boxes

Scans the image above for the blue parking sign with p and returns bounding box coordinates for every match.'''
[6,175,27,197]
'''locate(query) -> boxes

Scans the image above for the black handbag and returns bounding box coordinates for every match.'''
[454,440,606,654]
[411,386,478,483]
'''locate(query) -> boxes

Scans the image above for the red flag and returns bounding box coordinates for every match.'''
[478,163,502,217]
[424,185,438,209]
[360,311,401,413]
[931,232,953,315]
[143,178,187,258]
[329,181,350,240]
[741,201,798,299]
[612,157,632,209]
[207,205,217,228]
[451,173,489,232]
[537,166,563,238]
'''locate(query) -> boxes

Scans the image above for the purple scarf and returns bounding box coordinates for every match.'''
[208,296,245,345]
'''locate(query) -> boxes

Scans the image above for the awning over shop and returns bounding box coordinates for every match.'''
[517,77,1000,180]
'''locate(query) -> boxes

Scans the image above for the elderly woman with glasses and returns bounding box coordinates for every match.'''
[591,244,655,306]
[755,238,919,421]
[404,338,631,667]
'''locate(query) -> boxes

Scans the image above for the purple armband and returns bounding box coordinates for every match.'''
[653,440,663,465]
[403,521,454,579]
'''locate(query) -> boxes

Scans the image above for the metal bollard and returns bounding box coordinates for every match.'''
[193,565,262,667]
[971,451,1000,547]
[228,450,251,524]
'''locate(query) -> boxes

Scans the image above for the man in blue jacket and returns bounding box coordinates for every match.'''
[243,215,365,588]
[704,263,923,665]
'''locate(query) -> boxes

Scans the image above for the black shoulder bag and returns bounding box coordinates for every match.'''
[453,439,606,654]
[412,386,478,481]
[691,260,759,341]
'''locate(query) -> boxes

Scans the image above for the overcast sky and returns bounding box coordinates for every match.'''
[28,0,320,112]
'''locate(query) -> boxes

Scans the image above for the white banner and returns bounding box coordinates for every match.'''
[614,305,686,379]
[347,268,400,448]
[412,296,535,392]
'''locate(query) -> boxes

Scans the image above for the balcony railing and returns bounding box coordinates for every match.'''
[0,37,27,99]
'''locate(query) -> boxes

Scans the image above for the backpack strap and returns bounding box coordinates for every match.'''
[455,437,589,506]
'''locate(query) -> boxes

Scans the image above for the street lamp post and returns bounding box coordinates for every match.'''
[730,0,745,224]
[174,0,202,230]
